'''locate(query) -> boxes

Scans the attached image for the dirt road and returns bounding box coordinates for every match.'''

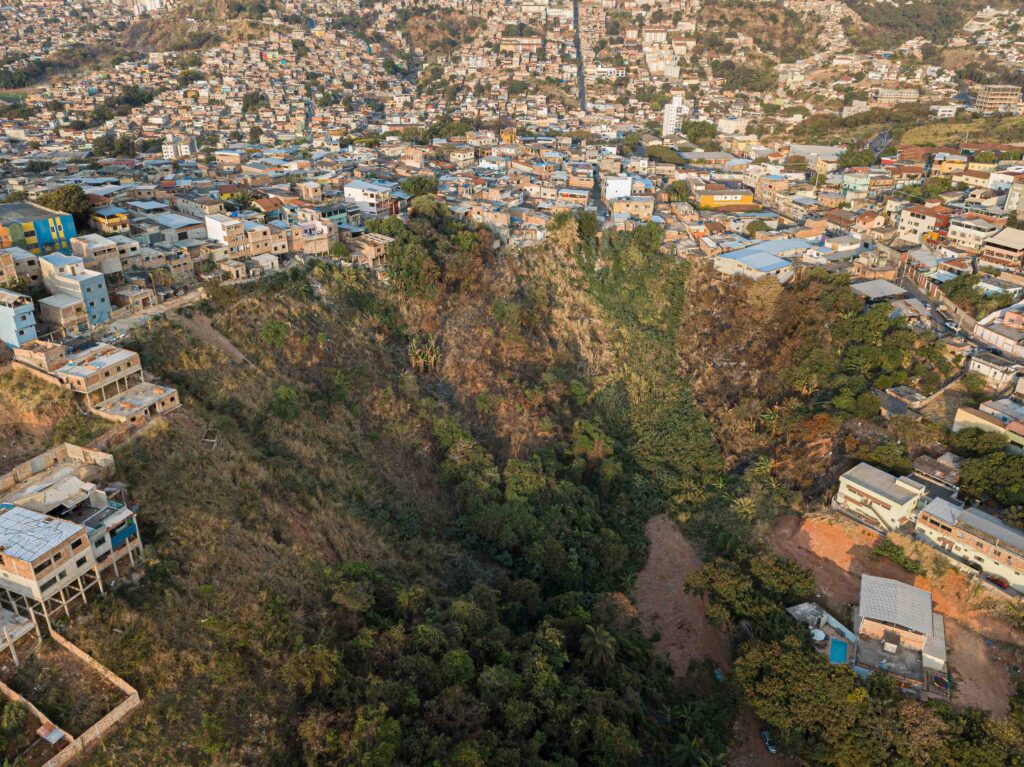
[179,314,250,365]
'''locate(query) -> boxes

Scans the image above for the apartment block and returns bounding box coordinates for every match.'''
[975,84,1022,114]
[917,497,1024,592]
[13,340,180,425]
[979,227,1024,272]
[90,205,130,235]
[834,462,927,532]
[0,202,77,256]
[0,444,145,627]
[946,216,1001,253]
[0,289,37,349]
[71,233,123,276]
[39,254,111,327]
[38,294,89,338]
[897,204,952,245]
[343,180,402,218]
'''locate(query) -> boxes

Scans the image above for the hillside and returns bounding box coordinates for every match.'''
[43,203,1024,766]
[65,214,733,765]
[842,0,990,49]
[0,368,108,473]
[900,115,1024,146]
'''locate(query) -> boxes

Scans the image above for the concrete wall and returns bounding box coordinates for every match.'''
[0,631,140,767]
[39,631,141,767]
[859,618,926,651]
[0,443,114,496]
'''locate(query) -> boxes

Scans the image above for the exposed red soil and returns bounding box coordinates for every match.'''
[632,516,797,765]
[769,514,1024,715]
[632,515,731,673]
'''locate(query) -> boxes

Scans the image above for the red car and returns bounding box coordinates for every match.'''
[986,574,1010,589]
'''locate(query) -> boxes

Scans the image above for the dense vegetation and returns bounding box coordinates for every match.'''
[677,267,954,487]
[34,201,1021,766]
[941,274,1015,319]
[843,0,989,49]
[62,206,732,766]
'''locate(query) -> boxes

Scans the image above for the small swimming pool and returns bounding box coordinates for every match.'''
[829,638,849,664]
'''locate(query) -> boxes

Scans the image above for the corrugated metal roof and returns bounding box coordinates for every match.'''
[0,505,83,563]
[859,574,933,637]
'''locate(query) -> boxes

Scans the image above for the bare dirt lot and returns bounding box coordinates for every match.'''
[633,516,797,766]
[632,514,731,673]
[770,514,1024,715]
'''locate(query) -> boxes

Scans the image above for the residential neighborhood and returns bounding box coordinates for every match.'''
[0,0,1023,764]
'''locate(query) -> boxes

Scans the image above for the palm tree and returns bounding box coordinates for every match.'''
[759,406,780,435]
[671,735,727,767]
[732,496,757,519]
[580,624,616,671]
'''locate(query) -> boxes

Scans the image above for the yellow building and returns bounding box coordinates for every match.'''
[90,205,130,235]
[696,186,757,210]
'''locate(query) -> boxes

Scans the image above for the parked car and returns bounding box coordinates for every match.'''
[944,321,959,332]
[986,574,1010,589]
[761,730,778,754]
[967,561,983,572]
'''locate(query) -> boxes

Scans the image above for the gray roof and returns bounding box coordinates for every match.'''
[859,574,934,636]
[851,279,907,301]
[924,613,946,666]
[0,504,83,562]
[923,497,1024,556]
[842,462,924,506]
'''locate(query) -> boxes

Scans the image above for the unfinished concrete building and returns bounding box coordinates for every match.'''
[0,444,144,629]
[12,340,180,425]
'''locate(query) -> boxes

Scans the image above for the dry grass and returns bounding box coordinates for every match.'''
[0,369,109,472]
[901,116,1024,147]
[7,643,125,736]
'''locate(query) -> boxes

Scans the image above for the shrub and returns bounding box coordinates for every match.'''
[873,538,925,575]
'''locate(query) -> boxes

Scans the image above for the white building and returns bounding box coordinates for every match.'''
[662,95,689,138]
[834,462,927,532]
[604,176,633,201]
[162,137,198,161]
[917,498,1024,593]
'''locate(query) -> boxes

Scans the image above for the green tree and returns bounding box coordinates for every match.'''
[836,148,876,169]
[260,320,289,347]
[0,702,24,734]
[269,386,301,420]
[736,635,869,748]
[664,180,690,202]
[580,624,617,672]
[400,174,439,197]
[36,185,93,228]
[949,427,1008,458]
[960,452,1024,507]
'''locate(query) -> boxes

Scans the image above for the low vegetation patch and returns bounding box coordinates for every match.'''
[874,538,927,575]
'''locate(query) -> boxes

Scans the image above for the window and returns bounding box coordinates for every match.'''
[71,538,83,550]
[75,556,88,568]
